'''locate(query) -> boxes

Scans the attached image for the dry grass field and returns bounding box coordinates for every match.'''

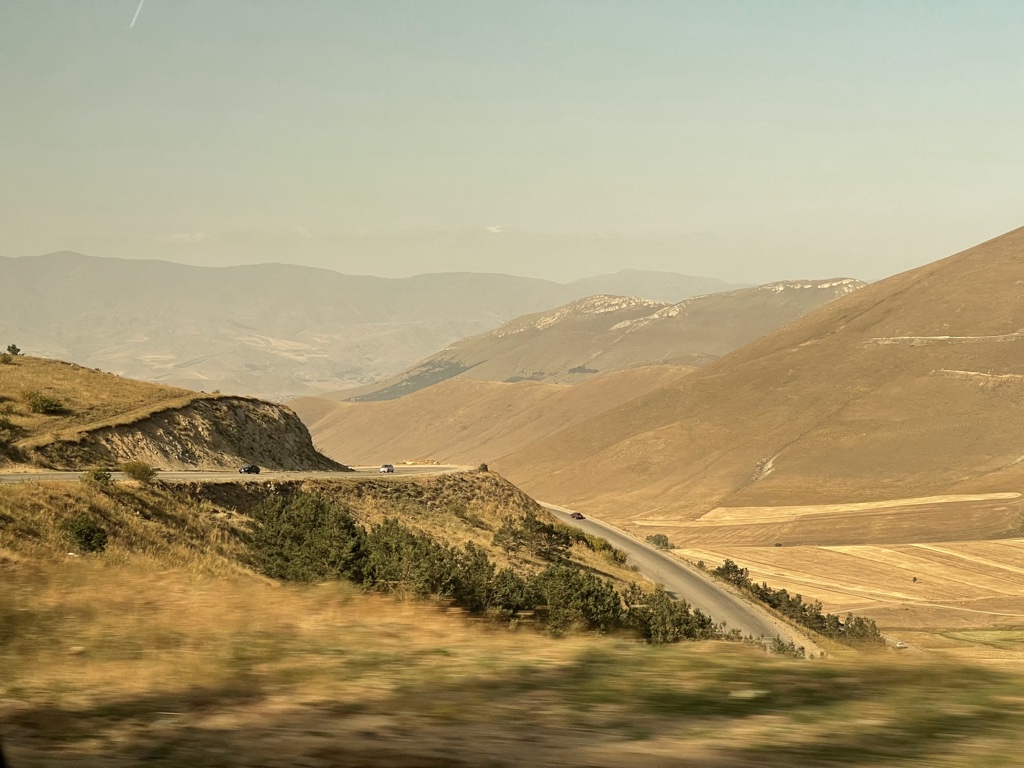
[653,492,1024,665]
[5,560,1024,767]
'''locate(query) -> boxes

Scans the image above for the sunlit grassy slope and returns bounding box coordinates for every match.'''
[0,355,195,450]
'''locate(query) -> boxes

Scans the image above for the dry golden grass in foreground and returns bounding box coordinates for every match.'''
[3,561,1024,767]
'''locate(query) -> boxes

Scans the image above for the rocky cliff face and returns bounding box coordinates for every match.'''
[27,396,347,471]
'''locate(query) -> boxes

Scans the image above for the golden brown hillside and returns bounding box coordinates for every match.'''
[0,356,343,471]
[499,226,1024,517]
[291,364,695,466]
[298,228,1024,644]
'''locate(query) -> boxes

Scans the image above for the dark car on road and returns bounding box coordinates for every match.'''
[239,464,260,474]
[570,512,585,520]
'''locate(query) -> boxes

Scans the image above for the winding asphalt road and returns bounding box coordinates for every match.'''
[543,502,798,644]
[0,464,798,645]
[0,465,461,484]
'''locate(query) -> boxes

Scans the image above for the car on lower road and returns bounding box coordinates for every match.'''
[570,512,585,520]
[379,464,395,473]
[238,464,260,474]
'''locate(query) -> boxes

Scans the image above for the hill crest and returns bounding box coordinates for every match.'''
[0,356,344,471]
[338,277,864,401]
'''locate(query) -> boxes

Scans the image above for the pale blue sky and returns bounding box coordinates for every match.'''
[1,1,1021,282]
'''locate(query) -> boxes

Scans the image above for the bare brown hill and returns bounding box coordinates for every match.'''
[493,226,1024,521]
[292,364,695,467]
[334,279,864,401]
[0,356,344,471]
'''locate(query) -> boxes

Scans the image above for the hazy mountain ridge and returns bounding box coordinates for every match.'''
[1,251,745,398]
[337,277,864,401]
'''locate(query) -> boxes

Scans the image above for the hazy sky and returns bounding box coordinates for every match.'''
[1,1,1021,283]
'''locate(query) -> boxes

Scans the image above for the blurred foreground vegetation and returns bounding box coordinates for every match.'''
[2,473,1022,765]
[2,562,1023,767]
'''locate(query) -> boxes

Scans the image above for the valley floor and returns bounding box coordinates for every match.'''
[622,492,1024,666]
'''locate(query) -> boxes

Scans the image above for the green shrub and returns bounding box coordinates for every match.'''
[477,463,489,472]
[80,468,114,488]
[6,344,21,356]
[532,565,623,635]
[61,514,109,553]
[22,390,64,414]
[770,637,806,658]
[362,518,459,597]
[250,492,364,583]
[622,584,717,643]
[646,533,671,549]
[0,353,11,365]
[121,461,158,484]
[492,510,570,562]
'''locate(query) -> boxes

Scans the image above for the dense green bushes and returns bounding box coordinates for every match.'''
[622,585,717,643]
[251,492,363,582]
[492,509,571,562]
[80,468,114,488]
[61,514,109,553]
[713,559,885,647]
[247,491,731,643]
[533,565,622,634]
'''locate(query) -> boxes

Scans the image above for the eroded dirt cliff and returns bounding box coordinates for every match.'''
[25,396,347,471]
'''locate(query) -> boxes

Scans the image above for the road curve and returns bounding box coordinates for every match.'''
[0,466,802,646]
[0,465,463,484]
[543,502,798,644]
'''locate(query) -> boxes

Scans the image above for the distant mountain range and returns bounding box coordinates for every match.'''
[334,279,863,401]
[0,251,746,398]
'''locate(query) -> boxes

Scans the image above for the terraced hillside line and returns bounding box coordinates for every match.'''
[669,493,1024,527]
[933,369,1024,384]
[864,329,1024,345]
